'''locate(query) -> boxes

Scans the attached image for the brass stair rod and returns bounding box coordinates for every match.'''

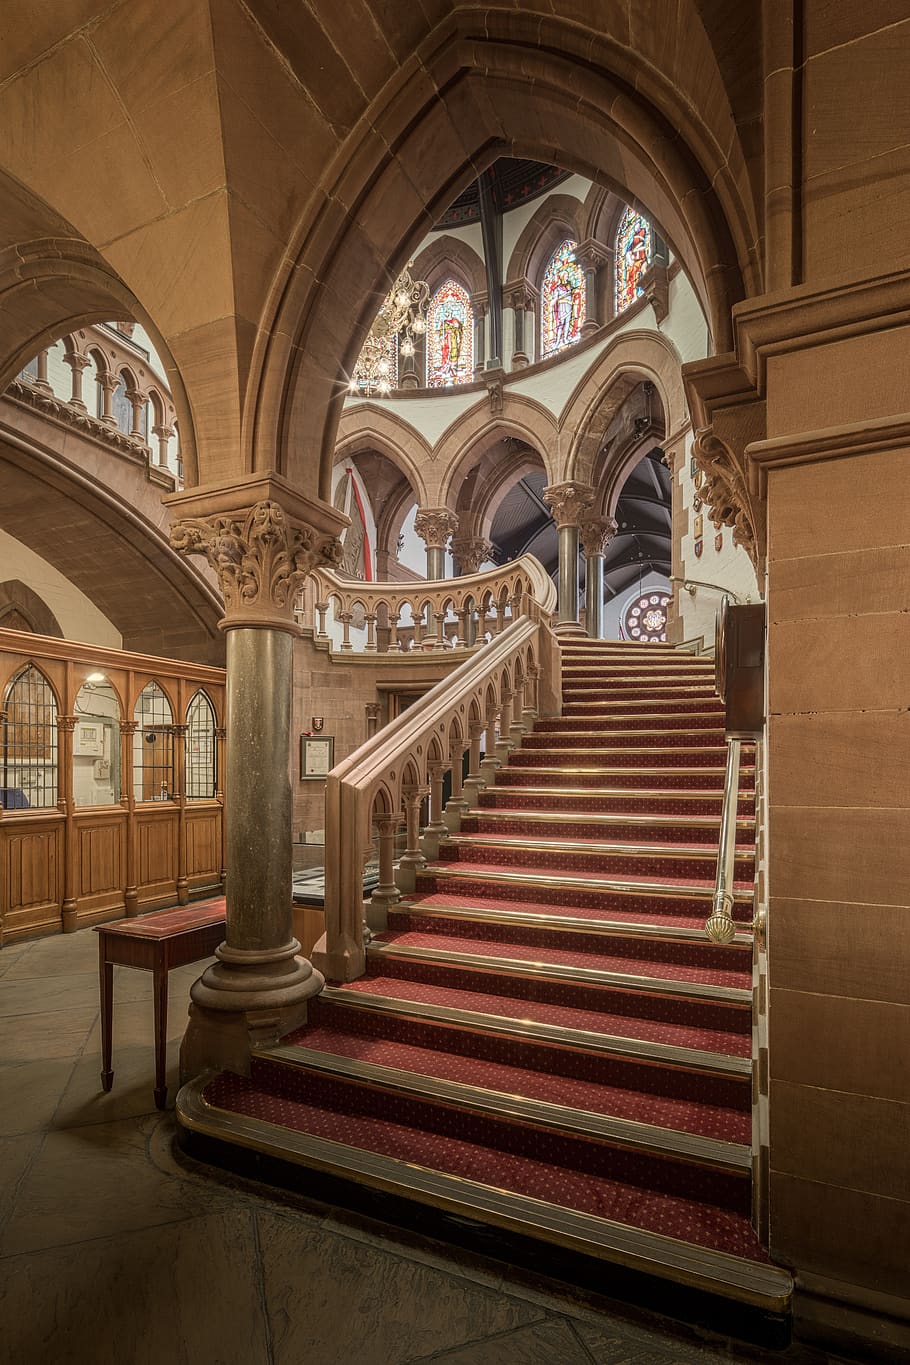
[704,737,741,944]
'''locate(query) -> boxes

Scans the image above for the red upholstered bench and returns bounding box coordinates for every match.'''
[95,900,226,1110]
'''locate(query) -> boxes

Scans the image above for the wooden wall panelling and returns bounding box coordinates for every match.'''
[0,814,64,941]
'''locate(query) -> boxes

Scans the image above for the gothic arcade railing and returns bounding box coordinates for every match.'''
[311,569,559,982]
[299,556,555,657]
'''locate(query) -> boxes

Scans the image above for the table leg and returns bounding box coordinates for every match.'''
[99,948,114,1092]
[153,964,168,1110]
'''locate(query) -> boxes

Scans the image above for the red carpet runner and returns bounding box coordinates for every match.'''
[195,640,777,1303]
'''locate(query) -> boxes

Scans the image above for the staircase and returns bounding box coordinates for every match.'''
[179,639,790,1324]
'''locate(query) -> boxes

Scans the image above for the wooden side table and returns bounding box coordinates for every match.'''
[95,900,226,1110]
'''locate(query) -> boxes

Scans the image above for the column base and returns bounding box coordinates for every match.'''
[462,777,485,809]
[367,886,400,932]
[554,620,586,637]
[420,823,448,862]
[479,756,501,786]
[179,939,323,1079]
[395,853,426,894]
[310,926,366,984]
[444,798,469,832]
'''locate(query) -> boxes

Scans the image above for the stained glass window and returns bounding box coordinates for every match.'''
[615,208,652,312]
[427,281,473,387]
[623,591,670,643]
[541,240,585,358]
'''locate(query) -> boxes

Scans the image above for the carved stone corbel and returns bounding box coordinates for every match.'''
[691,427,766,577]
[640,261,670,325]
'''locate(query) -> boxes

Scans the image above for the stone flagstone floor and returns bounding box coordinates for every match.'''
[0,926,854,1365]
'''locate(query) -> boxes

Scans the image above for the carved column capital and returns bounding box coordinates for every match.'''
[579,516,619,558]
[166,477,349,632]
[542,481,596,529]
[575,239,612,272]
[451,536,493,575]
[413,507,459,551]
[64,352,90,373]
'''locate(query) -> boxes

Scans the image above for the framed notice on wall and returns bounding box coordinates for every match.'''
[300,735,334,780]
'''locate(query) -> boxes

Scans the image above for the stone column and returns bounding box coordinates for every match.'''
[414,507,458,581]
[167,479,348,1077]
[396,784,429,893]
[127,390,146,443]
[368,812,402,931]
[422,760,449,860]
[98,374,116,426]
[444,739,470,831]
[543,481,595,635]
[462,721,486,809]
[34,348,52,394]
[153,424,173,467]
[64,353,90,411]
[576,239,612,334]
[505,283,535,368]
[472,301,487,379]
[580,516,619,639]
[522,664,540,729]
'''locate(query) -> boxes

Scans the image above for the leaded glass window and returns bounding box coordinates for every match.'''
[186,691,217,799]
[624,591,670,643]
[541,240,585,358]
[615,208,652,313]
[133,681,174,801]
[73,675,121,807]
[427,281,473,387]
[1,665,58,809]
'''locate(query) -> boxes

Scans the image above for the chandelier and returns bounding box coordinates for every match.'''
[348,262,430,397]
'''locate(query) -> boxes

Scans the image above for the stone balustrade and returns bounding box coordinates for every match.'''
[310,565,559,983]
[301,555,554,657]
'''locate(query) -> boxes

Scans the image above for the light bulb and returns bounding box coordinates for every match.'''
[412,318,426,335]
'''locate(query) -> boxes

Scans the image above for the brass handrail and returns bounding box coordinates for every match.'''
[704,737,742,944]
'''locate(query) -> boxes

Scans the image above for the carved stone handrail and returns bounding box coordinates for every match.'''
[311,602,561,983]
[301,554,556,656]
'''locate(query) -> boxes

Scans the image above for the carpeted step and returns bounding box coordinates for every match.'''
[326,962,751,1055]
[459,809,746,846]
[401,889,752,935]
[506,746,735,771]
[534,713,726,732]
[563,698,724,716]
[379,911,750,986]
[282,1000,752,1141]
[520,729,726,750]
[478,787,755,817]
[493,765,752,791]
[201,1067,761,1261]
[435,837,754,884]
[415,867,754,924]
